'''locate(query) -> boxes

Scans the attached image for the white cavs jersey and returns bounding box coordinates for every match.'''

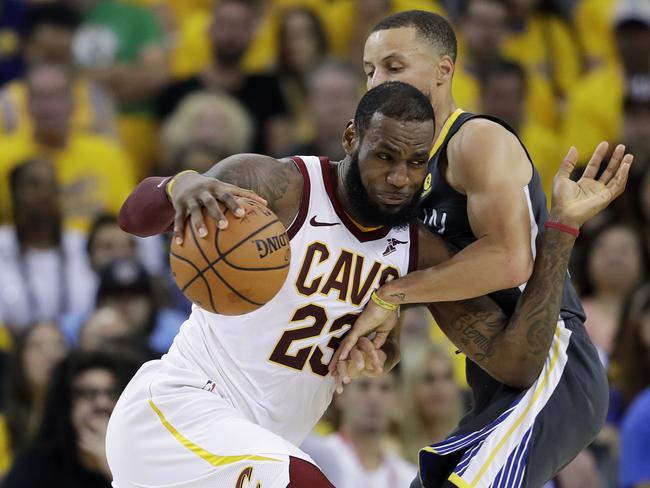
[164,156,418,446]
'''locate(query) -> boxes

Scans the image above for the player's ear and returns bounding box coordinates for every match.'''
[342,119,359,156]
[436,55,454,86]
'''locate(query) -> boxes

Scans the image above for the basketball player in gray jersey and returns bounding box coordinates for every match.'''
[330,10,631,488]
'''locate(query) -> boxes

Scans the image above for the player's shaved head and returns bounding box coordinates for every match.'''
[371,10,457,61]
[354,81,434,134]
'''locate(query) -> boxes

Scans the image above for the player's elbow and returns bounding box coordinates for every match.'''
[504,252,533,289]
[496,357,543,389]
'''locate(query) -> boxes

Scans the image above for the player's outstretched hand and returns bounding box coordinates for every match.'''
[550,142,633,228]
[169,170,267,244]
[333,337,386,394]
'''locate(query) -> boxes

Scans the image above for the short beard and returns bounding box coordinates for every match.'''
[342,151,421,230]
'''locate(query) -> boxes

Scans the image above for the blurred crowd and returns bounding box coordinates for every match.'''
[0,0,648,486]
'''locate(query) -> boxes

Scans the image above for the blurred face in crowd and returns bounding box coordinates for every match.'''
[98,293,152,335]
[79,307,132,352]
[189,107,233,154]
[25,24,74,65]
[89,223,136,272]
[480,71,525,128]
[309,67,359,153]
[413,353,460,422]
[27,64,73,145]
[12,160,59,225]
[460,0,509,64]
[588,225,644,295]
[71,368,119,436]
[23,321,68,391]
[210,0,259,67]
[337,373,398,435]
[280,9,325,76]
[400,306,432,347]
[615,22,650,74]
[623,102,650,165]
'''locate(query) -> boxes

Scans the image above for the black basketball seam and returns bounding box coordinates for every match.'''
[213,218,282,265]
[170,251,218,314]
[189,217,266,307]
[188,224,222,313]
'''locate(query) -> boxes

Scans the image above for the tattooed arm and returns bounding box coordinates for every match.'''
[419,223,575,388]
[119,154,304,241]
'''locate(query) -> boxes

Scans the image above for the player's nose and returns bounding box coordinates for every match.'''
[386,164,409,188]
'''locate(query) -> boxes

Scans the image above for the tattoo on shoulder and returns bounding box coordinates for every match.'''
[219,159,298,208]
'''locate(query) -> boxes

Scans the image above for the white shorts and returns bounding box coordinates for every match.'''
[106,360,315,488]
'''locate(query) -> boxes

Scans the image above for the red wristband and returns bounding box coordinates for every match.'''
[544,221,579,237]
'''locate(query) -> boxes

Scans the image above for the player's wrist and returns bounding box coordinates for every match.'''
[548,208,581,231]
[375,284,405,307]
[166,170,198,201]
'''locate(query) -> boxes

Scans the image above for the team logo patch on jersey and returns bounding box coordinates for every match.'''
[383,238,407,256]
[201,379,216,393]
[421,173,433,198]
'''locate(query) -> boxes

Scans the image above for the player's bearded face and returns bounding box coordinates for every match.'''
[344,150,421,229]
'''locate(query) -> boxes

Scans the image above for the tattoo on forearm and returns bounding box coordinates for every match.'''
[513,232,575,359]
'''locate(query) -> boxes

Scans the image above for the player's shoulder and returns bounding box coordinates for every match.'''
[450,117,520,157]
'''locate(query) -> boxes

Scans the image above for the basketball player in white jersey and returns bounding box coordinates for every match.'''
[108,81,630,488]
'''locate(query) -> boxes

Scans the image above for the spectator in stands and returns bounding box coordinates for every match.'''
[562,0,650,165]
[0,0,27,86]
[0,2,117,138]
[400,306,432,348]
[319,370,417,488]
[613,283,650,488]
[160,91,253,174]
[276,6,329,144]
[0,321,67,474]
[622,96,650,174]
[0,159,95,329]
[157,0,292,156]
[399,343,464,464]
[0,62,135,233]
[453,0,556,128]
[478,59,562,201]
[4,350,139,487]
[78,307,132,354]
[290,60,360,161]
[70,0,170,175]
[64,259,183,356]
[579,221,646,363]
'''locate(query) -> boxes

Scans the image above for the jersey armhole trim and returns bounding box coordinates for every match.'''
[287,156,311,239]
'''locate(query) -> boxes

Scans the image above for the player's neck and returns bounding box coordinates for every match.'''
[431,94,457,144]
[339,428,384,471]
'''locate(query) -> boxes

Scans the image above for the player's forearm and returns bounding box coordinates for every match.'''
[501,225,577,381]
[118,176,174,237]
[379,238,531,305]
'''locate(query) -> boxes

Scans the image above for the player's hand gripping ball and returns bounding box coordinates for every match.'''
[170,199,291,315]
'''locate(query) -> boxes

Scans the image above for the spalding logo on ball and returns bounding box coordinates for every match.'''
[170,199,291,315]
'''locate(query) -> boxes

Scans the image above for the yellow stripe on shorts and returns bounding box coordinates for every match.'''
[148,399,280,466]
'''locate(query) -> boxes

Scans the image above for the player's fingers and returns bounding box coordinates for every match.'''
[200,191,227,229]
[371,331,390,350]
[581,142,609,180]
[350,348,365,374]
[555,147,578,181]
[334,330,361,363]
[230,187,267,207]
[606,154,633,198]
[173,201,187,245]
[358,337,382,373]
[215,187,245,220]
[187,199,208,238]
[598,144,625,185]
[336,361,350,393]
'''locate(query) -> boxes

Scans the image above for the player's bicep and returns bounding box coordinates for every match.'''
[416,223,454,270]
[209,154,302,213]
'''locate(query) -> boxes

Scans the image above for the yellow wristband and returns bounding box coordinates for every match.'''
[370,290,399,311]
[166,170,197,200]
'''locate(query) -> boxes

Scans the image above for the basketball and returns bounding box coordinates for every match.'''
[169,199,291,315]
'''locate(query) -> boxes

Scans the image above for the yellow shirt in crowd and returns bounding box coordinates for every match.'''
[0,133,135,233]
[0,79,116,138]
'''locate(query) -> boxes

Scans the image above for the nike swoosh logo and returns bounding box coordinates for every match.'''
[157,177,170,188]
[310,216,340,227]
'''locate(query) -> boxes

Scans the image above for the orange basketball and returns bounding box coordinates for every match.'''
[170,199,291,315]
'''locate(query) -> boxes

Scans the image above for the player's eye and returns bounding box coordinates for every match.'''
[388,65,403,73]
[410,159,427,166]
[365,70,375,78]
[377,153,391,161]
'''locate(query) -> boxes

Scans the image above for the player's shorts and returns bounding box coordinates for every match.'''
[106,359,329,488]
[412,317,608,488]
